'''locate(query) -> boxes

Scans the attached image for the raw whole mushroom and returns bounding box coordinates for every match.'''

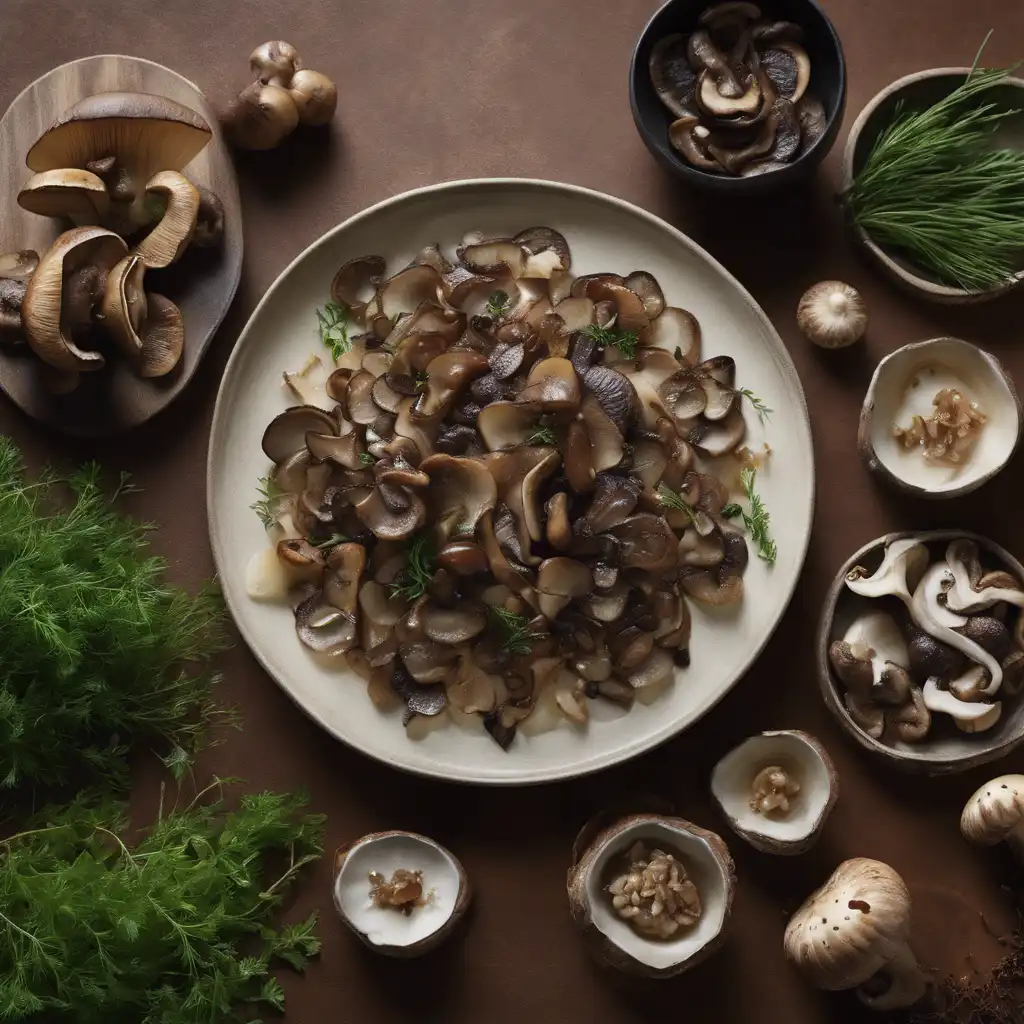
[247,225,764,747]
[961,774,1024,862]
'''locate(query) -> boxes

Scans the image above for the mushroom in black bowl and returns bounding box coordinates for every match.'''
[630,0,846,194]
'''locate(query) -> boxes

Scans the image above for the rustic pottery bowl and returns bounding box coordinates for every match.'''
[817,530,1024,775]
[630,0,847,195]
[841,68,1024,303]
[858,337,1022,499]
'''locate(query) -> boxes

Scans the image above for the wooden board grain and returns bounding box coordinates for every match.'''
[0,54,242,436]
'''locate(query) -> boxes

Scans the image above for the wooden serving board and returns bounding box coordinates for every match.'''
[0,54,243,436]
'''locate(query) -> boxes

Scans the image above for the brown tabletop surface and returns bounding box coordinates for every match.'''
[4,1,1024,1021]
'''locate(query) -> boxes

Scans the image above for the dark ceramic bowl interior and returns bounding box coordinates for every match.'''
[847,71,1024,290]
[816,530,1024,775]
[630,0,847,195]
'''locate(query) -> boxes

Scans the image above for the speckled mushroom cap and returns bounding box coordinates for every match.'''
[783,858,913,990]
[961,774,1024,845]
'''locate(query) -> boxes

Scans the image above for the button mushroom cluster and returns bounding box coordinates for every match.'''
[2,92,226,390]
[829,536,1024,743]
[649,2,825,176]
[247,225,756,749]
[224,41,338,150]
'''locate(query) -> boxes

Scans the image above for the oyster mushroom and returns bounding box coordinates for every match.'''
[943,539,1024,614]
[22,226,128,372]
[262,405,337,463]
[650,34,698,117]
[961,775,1024,862]
[710,730,838,855]
[784,858,930,1010]
[26,92,213,232]
[131,170,200,269]
[845,538,928,606]
[536,557,593,619]
[333,831,471,958]
[17,168,110,224]
[567,811,735,978]
[420,453,496,539]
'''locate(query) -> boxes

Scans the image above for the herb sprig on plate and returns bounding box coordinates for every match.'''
[722,467,777,564]
[583,323,639,360]
[316,301,352,360]
[388,533,436,602]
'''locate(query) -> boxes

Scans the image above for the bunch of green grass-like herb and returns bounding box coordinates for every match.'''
[488,606,544,657]
[583,323,639,360]
[388,533,436,601]
[0,437,227,794]
[842,52,1024,291]
[0,787,323,1022]
[722,468,777,564]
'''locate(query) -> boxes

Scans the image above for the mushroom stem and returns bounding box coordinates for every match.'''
[858,941,930,1012]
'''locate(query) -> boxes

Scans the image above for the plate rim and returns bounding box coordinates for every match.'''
[207,176,816,785]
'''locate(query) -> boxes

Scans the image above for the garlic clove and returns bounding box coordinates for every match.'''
[333,830,471,958]
[796,280,868,348]
[567,811,734,978]
[710,730,838,855]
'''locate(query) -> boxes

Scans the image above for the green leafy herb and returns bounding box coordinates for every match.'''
[583,324,639,360]
[414,369,429,390]
[316,301,351,361]
[485,290,512,319]
[0,786,323,1021]
[310,533,347,550]
[488,606,544,657]
[358,452,376,466]
[730,468,777,564]
[251,473,284,528]
[842,47,1024,291]
[0,438,227,794]
[526,423,558,446]
[657,483,699,527]
[739,387,773,424]
[388,533,436,602]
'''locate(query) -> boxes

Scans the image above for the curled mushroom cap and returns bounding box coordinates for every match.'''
[23,226,128,372]
[98,254,148,357]
[784,858,929,1011]
[131,170,200,269]
[961,775,1024,860]
[420,453,497,539]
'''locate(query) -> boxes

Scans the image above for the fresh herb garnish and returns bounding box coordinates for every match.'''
[488,606,544,657]
[657,483,699,527]
[414,369,429,391]
[583,324,639,360]
[358,452,376,466]
[310,533,347,550]
[0,787,323,1021]
[739,387,773,424]
[316,300,351,361]
[485,290,512,319]
[388,533,436,601]
[251,473,284,528]
[0,437,226,794]
[526,423,558,446]
[728,468,777,564]
[842,45,1024,291]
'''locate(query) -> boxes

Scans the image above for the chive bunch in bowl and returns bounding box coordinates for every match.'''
[843,62,1024,293]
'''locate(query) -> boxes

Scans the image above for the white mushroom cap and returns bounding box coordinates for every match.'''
[961,775,1024,855]
[710,730,838,855]
[845,537,928,605]
[784,858,928,1010]
[333,831,470,958]
[567,812,734,978]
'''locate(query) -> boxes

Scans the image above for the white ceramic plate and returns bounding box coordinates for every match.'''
[208,178,814,785]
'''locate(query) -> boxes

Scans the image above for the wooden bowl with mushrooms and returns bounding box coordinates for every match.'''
[817,530,1024,775]
[629,0,846,194]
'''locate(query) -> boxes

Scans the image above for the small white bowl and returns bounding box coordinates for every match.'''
[567,811,734,978]
[333,830,470,957]
[858,338,1021,499]
[710,730,838,855]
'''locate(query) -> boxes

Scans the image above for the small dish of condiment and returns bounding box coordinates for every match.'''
[858,338,1021,499]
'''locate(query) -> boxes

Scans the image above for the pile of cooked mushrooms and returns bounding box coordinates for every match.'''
[1,92,225,390]
[829,536,1024,743]
[649,2,825,176]
[248,225,758,748]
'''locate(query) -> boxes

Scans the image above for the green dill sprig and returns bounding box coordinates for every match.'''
[842,51,1024,291]
[583,323,639,360]
[526,423,558,446]
[388,533,436,602]
[488,606,544,657]
[723,468,777,563]
[485,290,512,319]
[0,437,227,794]
[251,473,284,529]
[739,387,773,424]
[0,787,323,1020]
[657,483,699,527]
[316,301,351,361]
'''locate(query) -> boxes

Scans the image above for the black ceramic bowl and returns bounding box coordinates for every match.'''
[629,0,847,194]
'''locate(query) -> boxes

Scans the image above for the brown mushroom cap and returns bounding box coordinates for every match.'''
[132,170,200,268]
[98,254,147,357]
[17,168,110,223]
[134,292,185,378]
